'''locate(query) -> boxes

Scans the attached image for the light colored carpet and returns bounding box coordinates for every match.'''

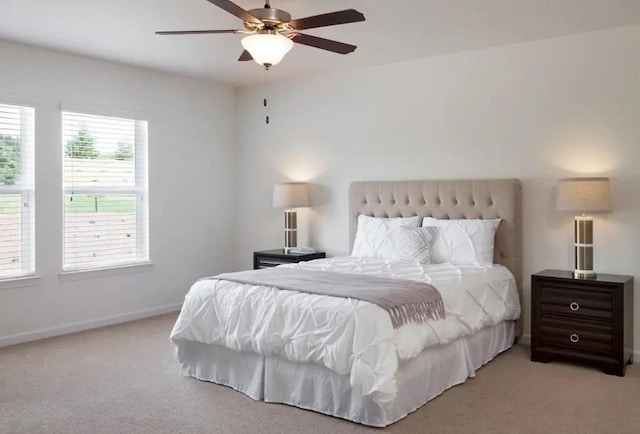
[1,314,638,434]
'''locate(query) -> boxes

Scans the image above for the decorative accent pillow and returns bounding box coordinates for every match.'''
[351,215,420,258]
[422,218,501,266]
[388,226,436,264]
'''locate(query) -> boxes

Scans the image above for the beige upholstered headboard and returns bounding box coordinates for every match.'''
[349,179,523,335]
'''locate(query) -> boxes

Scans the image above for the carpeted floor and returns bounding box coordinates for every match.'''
[1,314,639,434]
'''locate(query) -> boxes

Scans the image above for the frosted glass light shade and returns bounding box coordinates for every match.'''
[557,177,612,213]
[273,183,310,209]
[241,33,293,67]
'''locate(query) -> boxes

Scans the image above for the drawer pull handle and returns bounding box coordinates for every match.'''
[570,333,580,343]
[570,302,580,312]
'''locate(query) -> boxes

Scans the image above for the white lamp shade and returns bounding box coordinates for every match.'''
[557,177,612,213]
[273,183,310,209]
[241,33,293,66]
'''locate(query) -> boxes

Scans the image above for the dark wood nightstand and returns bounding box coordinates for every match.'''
[531,269,634,376]
[253,249,326,270]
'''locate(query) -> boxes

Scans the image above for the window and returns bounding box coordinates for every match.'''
[0,103,35,279]
[62,111,148,271]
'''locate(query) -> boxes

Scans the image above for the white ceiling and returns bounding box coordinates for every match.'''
[2,0,640,86]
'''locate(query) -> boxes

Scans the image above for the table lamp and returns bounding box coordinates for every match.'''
[273,182,310,252]
[557,177,612,278]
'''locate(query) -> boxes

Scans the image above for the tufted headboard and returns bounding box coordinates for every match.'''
[349,179,523,335]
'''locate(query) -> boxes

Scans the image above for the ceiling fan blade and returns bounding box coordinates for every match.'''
[205,0,263,25]
[238,50,253,61]
[291,33,357,55]
[155,29,242,35]
[289,9,365,31]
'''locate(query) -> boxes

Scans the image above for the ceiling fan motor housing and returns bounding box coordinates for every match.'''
[245,8,292,30]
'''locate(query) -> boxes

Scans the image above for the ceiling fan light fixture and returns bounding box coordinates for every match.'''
[241,32,293,67]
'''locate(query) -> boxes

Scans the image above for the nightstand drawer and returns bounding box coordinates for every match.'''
[256,259,292,268]
[253,249,326,270]
[540,316,612,354]
[539,284,612,320]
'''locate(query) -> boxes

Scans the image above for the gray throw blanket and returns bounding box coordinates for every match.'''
[213,267,445,328]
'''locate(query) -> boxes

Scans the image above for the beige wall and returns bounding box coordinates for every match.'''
[234,25,640,350]
[0,40,236,345]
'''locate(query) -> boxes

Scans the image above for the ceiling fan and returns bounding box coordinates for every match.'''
[156,0,366,69]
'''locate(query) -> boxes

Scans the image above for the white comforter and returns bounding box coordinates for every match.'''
[170,257,520,405]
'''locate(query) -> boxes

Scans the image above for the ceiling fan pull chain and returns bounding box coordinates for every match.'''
[263,62,270,125]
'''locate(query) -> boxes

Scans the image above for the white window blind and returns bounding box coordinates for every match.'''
[0,103,35,279]
[62,111,148,271]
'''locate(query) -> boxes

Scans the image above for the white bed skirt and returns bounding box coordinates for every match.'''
[175,321,516,427]
[177,339,265,400]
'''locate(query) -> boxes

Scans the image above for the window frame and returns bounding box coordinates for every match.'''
[60,110,149,273]
[0,102,36,281]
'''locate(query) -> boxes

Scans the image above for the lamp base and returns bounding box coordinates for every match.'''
[573,269,597,279]
[284,209,297,252]
[574,216,595,279]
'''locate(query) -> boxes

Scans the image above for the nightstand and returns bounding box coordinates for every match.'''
[531,270,634,376]
[253,249,326,270]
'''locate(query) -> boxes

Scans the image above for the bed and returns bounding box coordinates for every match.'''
[171,179,523,427]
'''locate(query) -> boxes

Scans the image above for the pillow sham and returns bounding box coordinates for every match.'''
[388,226,436,264]
[351,215,420,259]
[422,217,501,266]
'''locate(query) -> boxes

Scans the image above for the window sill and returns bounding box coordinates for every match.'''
[58,262,153,282]
[0,275,42,290]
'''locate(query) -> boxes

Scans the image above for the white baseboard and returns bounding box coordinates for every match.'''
[0,303,181,348]
[517,334,531,346]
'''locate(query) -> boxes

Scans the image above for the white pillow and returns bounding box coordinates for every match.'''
[351,215,420,259]
[422,218,501,266]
